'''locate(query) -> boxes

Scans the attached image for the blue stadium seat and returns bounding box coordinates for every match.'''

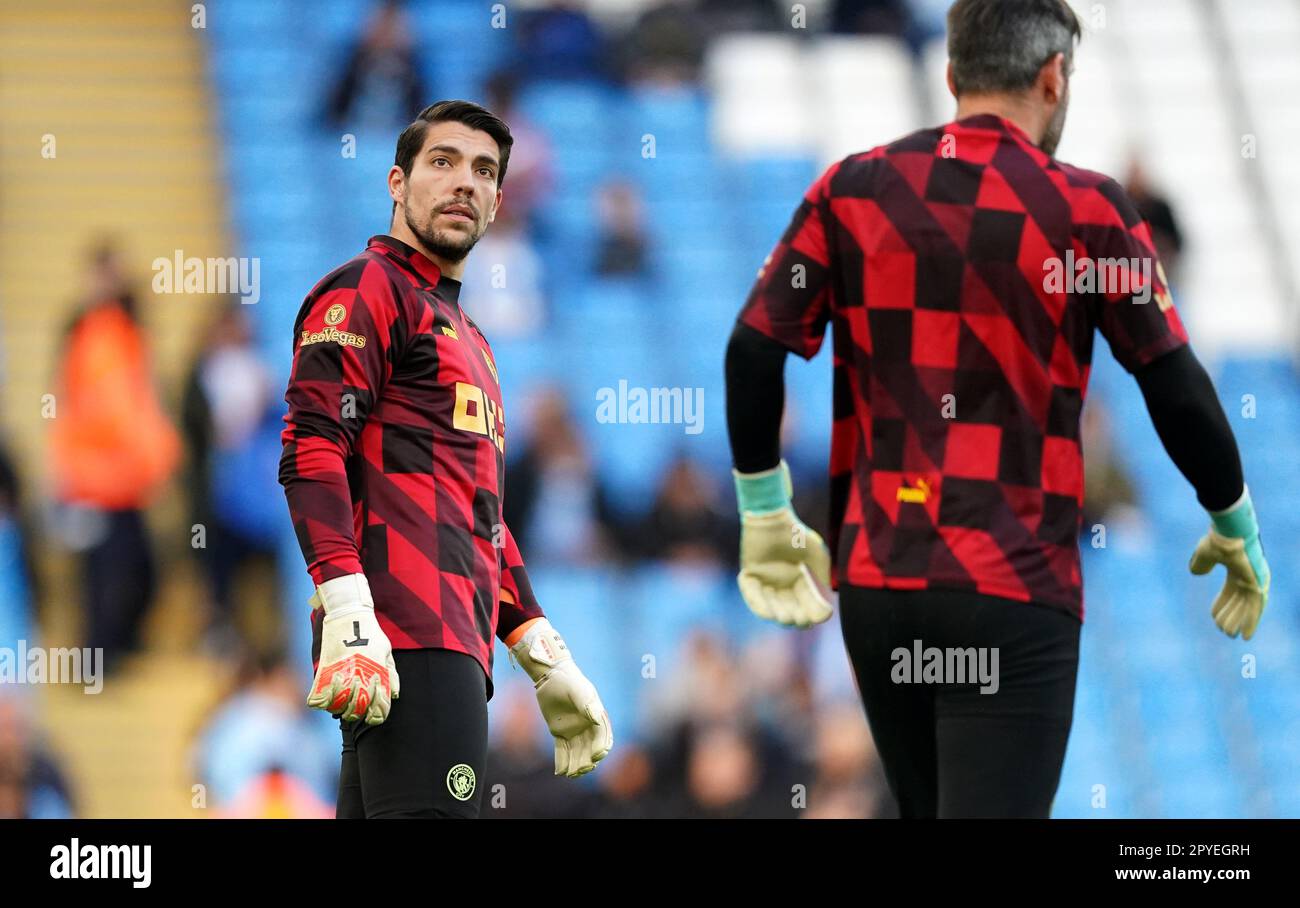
[519,81,622,147]
[522,566,635,732]
[624,87,711,147]
[204,0,297,39]
[731,157,818,206]
[626,564,731,683]
[1159,771,1247,819]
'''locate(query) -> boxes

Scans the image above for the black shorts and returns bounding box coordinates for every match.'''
[336,648,488,819]
[839,585,1081,818]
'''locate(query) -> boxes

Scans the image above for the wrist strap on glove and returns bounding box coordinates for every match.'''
[733,460,794,515]
[1208,486,1259,540]
[509,618,570,684]
[1205,485,1269,590]
[310,573,375,615]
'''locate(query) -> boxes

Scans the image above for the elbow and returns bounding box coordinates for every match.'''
[726,322,786,387]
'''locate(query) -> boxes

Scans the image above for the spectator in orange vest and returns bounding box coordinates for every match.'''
[48,241,180,673]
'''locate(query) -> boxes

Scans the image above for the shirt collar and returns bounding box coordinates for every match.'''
[952,113,1037,146]
[367,235,443,289]
[436,276,461,304]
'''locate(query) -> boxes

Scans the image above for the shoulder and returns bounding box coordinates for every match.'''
[308,247,408,298]
[1053,161,1141,227]
[295,249,412,332]
[820,125,947,198]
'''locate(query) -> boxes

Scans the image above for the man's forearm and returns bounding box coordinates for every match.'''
[726,322,788,473]
[1134,345,1244,511]
[279,435,363,583]
[497,522,544,643]
[501,590,542,647]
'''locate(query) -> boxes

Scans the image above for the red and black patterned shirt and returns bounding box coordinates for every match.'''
[279,235,543,689]
[738,114,1188,619]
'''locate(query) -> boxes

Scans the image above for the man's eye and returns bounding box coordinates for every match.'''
[478,168,494,177]
[433,157,449,166]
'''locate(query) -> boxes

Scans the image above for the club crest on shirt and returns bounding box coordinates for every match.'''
[447,763,476,801]
[324,303,347,326]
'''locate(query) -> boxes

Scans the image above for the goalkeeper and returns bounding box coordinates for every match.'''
[279,101,611,818]
[725,0,1268,818]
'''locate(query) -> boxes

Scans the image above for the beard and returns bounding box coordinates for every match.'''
[403,199,485,263]
[1039,87,1070,157]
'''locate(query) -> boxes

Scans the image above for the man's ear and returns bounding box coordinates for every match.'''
[487,187,502,225]
[1040,52,1067,104]
[387,164,405,205]
[946,61,958,100]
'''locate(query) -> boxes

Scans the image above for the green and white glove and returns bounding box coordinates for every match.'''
[510,619,612,778]
[733,459,833,628]
[1189,486,1270,640]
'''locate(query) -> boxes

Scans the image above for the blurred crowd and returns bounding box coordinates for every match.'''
[485,629,896,819]
[326,0,957,120]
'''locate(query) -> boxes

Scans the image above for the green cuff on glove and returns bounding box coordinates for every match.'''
[1209,486,1270,589]
[1210,487,1259,540]
[733,460,794,515]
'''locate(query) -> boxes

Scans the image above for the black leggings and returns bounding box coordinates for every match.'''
[839,585,1081,818]
[337,648,488,819]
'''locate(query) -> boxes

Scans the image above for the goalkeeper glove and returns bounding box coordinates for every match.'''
[510,619,612,777]
[306,574,400,724]
[1189,486,1270,640]
[733,459,833,628]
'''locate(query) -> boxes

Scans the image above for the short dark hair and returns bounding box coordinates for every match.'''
[947,0,1082,96]
[393,99,513,187]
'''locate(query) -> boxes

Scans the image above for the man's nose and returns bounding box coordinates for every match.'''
[451,162,476,195]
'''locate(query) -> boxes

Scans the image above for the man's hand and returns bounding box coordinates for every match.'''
[733,460,833,628]
[307,574,400,724]
[1189,487,1270,640]
[510,619,612,778]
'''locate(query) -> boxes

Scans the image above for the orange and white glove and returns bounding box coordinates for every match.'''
[306,574,399,724]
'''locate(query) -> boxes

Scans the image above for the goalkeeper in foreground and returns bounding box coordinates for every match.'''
[725,0,1269,818]
[279,101,611,818]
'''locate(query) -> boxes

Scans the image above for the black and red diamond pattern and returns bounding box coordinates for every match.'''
[280,235,542,691]
[738,114,1187,619]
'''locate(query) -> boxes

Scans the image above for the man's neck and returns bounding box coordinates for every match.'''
[389,221,466,280]
[954,95,1045,147]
